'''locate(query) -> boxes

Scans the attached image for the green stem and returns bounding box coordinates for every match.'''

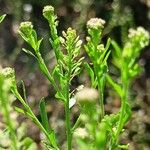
[115,69,129,144]
[37,55,65,101]
[93,62,105,120]
[97,78,105,121]
[65,82,72,150]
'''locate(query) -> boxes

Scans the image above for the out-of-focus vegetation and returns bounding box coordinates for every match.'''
[0,0,150,149]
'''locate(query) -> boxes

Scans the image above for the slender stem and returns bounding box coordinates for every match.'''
[37,55,65,101]
[115,67,129,144]
[115,90,126,140]
[96,73,105,120]
[100,84,105,120]
[65,81,72,150]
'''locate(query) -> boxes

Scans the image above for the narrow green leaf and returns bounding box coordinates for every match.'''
[21,80,27,103]
[105,38,111,51]
[103,50,111,62]
[106,75,122,96]
[39,98,50,132]
[14,107,33,119]
[84,62,96,87]
[37,38,43,50]
[111,40,121,57]
[22,48,37,59]
[0,14,6,23]
[20,137,37,150]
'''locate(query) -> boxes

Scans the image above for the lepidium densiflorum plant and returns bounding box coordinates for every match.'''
[106,27,150,149]
[0,67,37,150]
[75,18,116,150]
[84,18,111,120]
[17,5,83,150]
[0,15,36,150]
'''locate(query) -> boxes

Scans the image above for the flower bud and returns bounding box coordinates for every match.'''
[86,36,91,42]
[66,27,76,39]
[76,40,82,47]
[97,44,105,51]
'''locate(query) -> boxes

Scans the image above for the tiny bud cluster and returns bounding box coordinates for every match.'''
[97,44,105,51]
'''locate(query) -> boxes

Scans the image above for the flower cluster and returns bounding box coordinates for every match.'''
[43,5,55,21]
[19,21,33,36]
[128,27,150,48]
[0,67,15,79]
[87,18,105,30]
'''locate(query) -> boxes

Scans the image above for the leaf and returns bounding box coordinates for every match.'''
[43,130,59,149]
[21,137,37,150]
[55,91,65,102]
[123,102,131,124]
[39,98,51,132]
[105,38,111,51]
[111,40,121,57]
[0,14,6,23]
[14,106,33,119]
[84,62,96,87]
[18,31,29,43]
[106,75,122,96]
[52,66,61,79]
[37,38,43,50]
[22,48,37,59]
[103,50,111,63]
[30,30,38,50]
[21,80,27,102]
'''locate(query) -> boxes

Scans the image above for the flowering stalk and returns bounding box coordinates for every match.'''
[85,18,111,120]
[18,5,83,150]
[0,69,19,150]
[107,27,150,148]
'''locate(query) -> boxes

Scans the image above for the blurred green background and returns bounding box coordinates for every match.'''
[0,0,150,149]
